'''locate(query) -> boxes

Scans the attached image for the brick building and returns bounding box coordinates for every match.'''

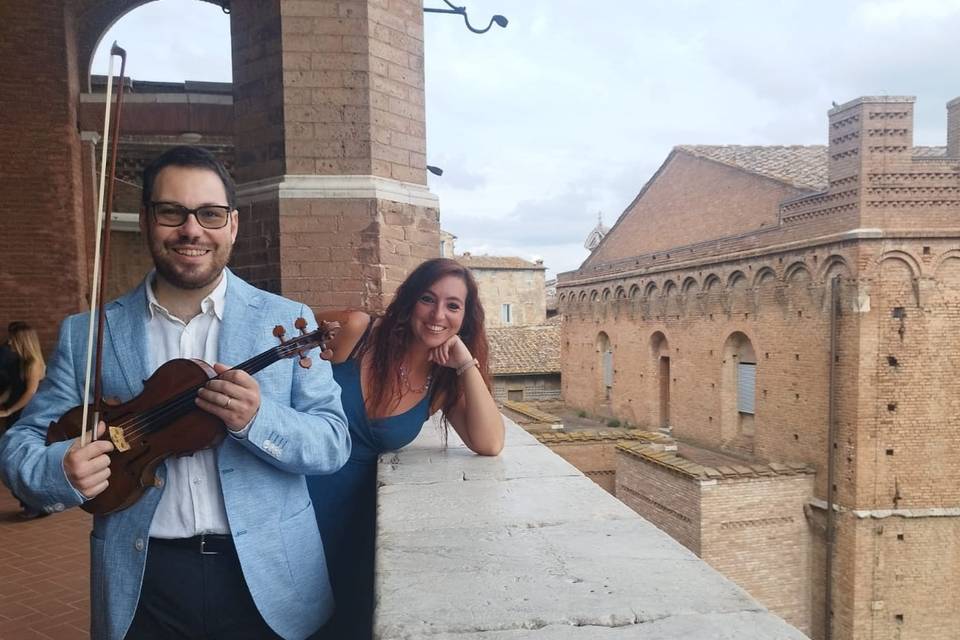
[556,96,960,639]
[456,254,546,327]
[1,1,439,350]
[487,322,560,402]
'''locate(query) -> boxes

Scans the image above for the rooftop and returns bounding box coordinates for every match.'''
[456,254,545,270]
[677,144,947,191]
[487,323,560,375]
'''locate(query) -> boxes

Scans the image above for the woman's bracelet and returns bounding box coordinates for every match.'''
[455,357,479,376]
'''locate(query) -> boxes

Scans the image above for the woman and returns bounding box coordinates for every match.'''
[0,322,47,519]
[308,258,504,639]
[0,322,46,424]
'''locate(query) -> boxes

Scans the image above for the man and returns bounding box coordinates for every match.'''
[0,146,350,640]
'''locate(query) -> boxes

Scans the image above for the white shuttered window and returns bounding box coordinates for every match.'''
[737,362,756,414]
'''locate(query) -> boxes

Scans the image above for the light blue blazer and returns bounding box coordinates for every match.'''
[0,270,350,640]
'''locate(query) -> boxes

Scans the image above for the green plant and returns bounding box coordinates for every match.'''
[607,418,621,428]
[577,410,587,418]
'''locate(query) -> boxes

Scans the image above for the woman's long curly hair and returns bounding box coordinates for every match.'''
[360,258,490,423]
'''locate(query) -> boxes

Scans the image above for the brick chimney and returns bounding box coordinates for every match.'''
[827,96,915,186]
[948,97,960,157]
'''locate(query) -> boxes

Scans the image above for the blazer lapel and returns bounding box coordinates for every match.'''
[104,279,152,398]
[218,269,263,368]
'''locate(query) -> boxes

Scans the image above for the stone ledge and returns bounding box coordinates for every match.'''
[374,416,809,639]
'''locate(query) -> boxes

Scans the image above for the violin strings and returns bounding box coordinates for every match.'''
[115,340,313,441]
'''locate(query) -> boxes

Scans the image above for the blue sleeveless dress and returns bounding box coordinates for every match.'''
[307,357,431,639]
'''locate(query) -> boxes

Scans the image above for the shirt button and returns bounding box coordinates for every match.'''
[52,503,65,512]
[135,538,145,552]
[155,477,164,488]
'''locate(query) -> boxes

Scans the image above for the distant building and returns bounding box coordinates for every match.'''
[486,323,560,402]
[545,277,558,319]
[583,212,609,252]
[440,230,457,257]
[557,95,960,639]
[456,254,547,327]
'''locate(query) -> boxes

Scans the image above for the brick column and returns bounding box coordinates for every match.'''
[0,3,86,349]
[230,0,439,311]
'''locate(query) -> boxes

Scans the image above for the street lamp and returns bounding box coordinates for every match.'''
[423,0,508,34]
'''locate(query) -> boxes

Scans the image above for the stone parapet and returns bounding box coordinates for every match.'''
[374,416,809,639]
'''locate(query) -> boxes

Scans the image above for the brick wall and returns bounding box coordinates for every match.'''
[615,450,701,551]
[472,268,547,327]
[700,475,814,635]
[493,374,561,403]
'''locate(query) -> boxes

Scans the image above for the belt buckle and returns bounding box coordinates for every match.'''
[200,534,219,555]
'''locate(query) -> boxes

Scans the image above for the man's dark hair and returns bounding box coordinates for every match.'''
[7,321,28,334]
[141,146,236,209]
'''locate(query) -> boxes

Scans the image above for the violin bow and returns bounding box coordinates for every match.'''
[80,43,127,447]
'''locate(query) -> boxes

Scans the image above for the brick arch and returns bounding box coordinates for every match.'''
[602,287,612,301]
[590,289,600,302]
[877,250,922,280]
[727,270,748,288]
[752,266,777,288]
[615,286,627,299]
[76,0,227,89]
[662,280,678,296]
[934,249,960,276]
[559,292,567,303]
[681,276,699,295]
[933,252,960,303]
[644,281,658,298]
[818,255,852,282]
[579,290,588,302]
[720,330,757,453]
[628,283,642,298]
[784,261,812,283]
[703,273,722,291]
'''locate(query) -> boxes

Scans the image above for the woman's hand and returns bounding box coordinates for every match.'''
[428,335,473,370]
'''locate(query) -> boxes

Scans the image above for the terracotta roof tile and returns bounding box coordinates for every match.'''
[488,324,560,375]
[456,255,545,270]
[677,144,948,192]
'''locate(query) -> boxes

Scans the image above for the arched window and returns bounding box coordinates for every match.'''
[597,332,613,401]
[721,332,757,452]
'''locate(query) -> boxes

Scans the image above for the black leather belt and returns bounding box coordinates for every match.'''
[150,534,235,555]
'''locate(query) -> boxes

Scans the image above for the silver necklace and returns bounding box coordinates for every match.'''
[399,364,432,394]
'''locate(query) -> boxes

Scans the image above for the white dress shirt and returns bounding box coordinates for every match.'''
[144,272,231,538]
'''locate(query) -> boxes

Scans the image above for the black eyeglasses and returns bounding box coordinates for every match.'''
[149,202,233,229]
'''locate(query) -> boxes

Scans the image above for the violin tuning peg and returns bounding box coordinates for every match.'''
[273,325,286,342]
[295,317,308,334]
[298,356,313,369]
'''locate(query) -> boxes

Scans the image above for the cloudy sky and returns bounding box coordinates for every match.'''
[93,0,960,277]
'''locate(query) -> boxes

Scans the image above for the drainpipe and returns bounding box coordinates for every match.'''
[825,275,840,640]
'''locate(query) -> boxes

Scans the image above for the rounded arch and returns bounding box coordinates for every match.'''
[784,261,812,283]
[934,249,960,276]
[628,283,642,299]
[615,285,627,299]
[597,331,614,401]
[703,273,722,291]
[720,331,758,451]
[752,266,778,288]
[601,287,612,301]
[578,290,588,302]
[650,330,670,357]
[644,281,659,298]
[590,289,600,302]
[727,270,748,288]
[662,280,678,296]
[877,250,922,280]
[681,276,699,295]
[818,255,852,282]
[559,292,567,304]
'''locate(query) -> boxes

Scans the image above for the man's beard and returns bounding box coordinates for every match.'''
[148,227,232,291]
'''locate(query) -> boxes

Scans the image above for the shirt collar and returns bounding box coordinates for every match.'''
[144,270,228,322]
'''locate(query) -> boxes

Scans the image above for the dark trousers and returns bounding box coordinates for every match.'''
[125,536,281,640]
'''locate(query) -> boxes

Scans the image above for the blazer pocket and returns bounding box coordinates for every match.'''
[280,505,327,600]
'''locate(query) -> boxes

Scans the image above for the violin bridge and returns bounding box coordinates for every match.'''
[109,426,131,452]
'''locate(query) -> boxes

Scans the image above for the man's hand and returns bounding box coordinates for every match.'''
[64,421,114,499]
[197,364,261,431]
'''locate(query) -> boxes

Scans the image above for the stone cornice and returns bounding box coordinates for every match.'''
[236,174,439,209]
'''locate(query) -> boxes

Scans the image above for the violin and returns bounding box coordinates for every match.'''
[45,318,338,515]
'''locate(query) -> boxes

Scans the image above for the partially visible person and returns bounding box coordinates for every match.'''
[0,322,46,424]
[308,257,505,639]
[0,322,48,518]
